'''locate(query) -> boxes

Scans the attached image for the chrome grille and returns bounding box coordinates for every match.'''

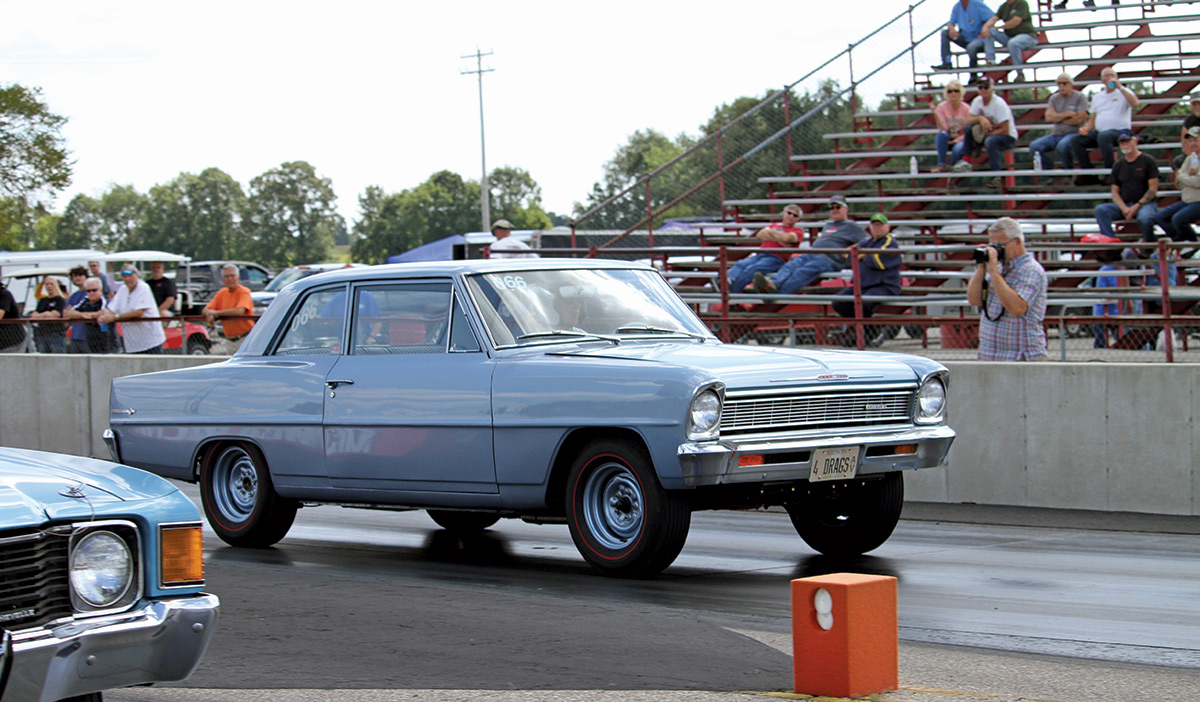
[0,527,72,630]
[721,389,913,435]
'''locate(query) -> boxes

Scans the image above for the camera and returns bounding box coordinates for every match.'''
[973,242,1006,265]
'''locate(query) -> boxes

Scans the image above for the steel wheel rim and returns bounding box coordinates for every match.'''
[212,447,258,522]
[582,462,644,550]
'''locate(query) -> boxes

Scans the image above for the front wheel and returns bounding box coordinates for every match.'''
[199,442,297,547]
[565,439,690,578]
[784,472,903,558]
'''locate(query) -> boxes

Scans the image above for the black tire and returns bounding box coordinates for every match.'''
[199,442,297,548]
[565,439,690,577]
[784,472,904,558]
[187,335,210,355]
[58,695,103,702]
[427,510,500,533]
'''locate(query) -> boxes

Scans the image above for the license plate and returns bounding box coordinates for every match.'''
[809,446,861,482]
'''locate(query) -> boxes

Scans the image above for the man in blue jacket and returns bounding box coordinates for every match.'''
[831,213,903,346]
[932,0,996,83]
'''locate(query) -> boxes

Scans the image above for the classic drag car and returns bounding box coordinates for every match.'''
[0,447,217,702]
[106,259,954,577]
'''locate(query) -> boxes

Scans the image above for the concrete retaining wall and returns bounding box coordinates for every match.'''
[2,355,1196,516]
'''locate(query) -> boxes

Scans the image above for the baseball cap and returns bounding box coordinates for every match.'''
[1189,94,1200,103]
[1186,126,1200,139]
[1117,129,1136,142]
[491,219,515,231]
[976,77,992,89]
[828,194,847,206]
[870,213,889,225]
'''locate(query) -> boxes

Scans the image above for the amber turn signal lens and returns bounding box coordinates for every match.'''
[894,444,918,455]
[738,454,766,467]
[160,525,204,585]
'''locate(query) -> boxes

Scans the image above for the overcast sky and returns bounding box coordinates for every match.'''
[2,0,940,231]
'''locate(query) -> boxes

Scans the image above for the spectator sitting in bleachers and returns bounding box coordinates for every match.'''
[725,204,804,293]
[752,195,868,296]
[932,80,971,172]
[931,0,996,84]
[1072,67,1138,183]
[1028,73,1089,181]
[1153,125,1200,242]
[957,78,1017,186]
[1180,93,1199,143]
[1095,131,1158,243]
[830,213,902,347]
[982,0,1039,83]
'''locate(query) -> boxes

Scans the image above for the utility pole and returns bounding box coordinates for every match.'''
[461,48,494,232]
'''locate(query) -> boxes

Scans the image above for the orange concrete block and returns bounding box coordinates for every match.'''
[791,572,898,698]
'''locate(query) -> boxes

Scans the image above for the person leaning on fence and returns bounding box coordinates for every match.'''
[753,194,868,296]
[726,204,804,292]
[983,0,1039,83]
[1028,73,1088,180]
[28,275,68,354]
[1072,67,1138,181]
[830,213,902,347]
[933,80,971,172]
[1094,130,1159,243]
[967,217,1048,361]
[64,266,91,353]
[204,264,255,353]
[98,265,166,354]
[147,261,177,317]
[957,78,1017,186]
[64,279,116,354]
[932,0,996,83]
[1152,126,1200,243]
[0,279,26,353]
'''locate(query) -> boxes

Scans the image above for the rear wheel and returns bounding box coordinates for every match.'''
[427,510,500,533]
[784,472,903,557]
[565,439,690,577]
[199,442,297,547]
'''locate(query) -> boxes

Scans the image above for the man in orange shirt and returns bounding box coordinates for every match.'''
[203,264,255,354]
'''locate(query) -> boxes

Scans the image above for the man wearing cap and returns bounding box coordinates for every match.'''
[725,204,805,293]
[1028,73,1089,178]
[1153,126,1200,243]
[1094,131,1159,242]
[98,265,166,354]
[931,0,996,83]
[1181,94,1200,143]
[956,78,1017,185]
[488,219,537,259]
[830,213,903,347]
[1073,67,1138,180]
[753,195,867,296]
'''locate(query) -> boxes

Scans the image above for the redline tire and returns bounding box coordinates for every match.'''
[199,442,297,548]
[565,439,690,578]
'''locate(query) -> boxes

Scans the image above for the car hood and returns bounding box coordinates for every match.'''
[545,341,920,390]
[0,448,179,525]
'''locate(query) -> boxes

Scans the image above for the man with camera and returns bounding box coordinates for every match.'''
[967,217,1048,361]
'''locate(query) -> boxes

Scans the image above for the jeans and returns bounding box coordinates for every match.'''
[131,344,164,355]
[830,286,898,318]
[35,334,66,354]
[1095,201,1159,242]
[1072,129,1123,169]
[1028,133,1079,170]
[775,255,841,295]
[936,131,966,167]
[941,29,991,65]
[727,253,786,293]
[962,129,1016,171]
[1152,200,1200,242]
[991,31,1038,67]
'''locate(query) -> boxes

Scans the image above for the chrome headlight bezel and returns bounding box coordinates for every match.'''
[687,383,724,441]
[914,372,948,424]
[69,521,142,615]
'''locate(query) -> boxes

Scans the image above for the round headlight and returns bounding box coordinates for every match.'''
[917,377,947,421]
[71,531,134,608]
[689,390,722,439]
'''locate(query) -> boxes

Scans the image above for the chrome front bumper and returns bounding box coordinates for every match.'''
[677,424,955,487]
[2,593,219,702]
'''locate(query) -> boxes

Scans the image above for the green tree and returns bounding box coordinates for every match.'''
[575,129,698,229]
[93,185,147,252]
[488,166,552,230]
[53,193,103,250]
[0,83,71,202]
[351,171,483,263]
[243,161,340,266]
[350,186,415,264]
[140,168,245,259]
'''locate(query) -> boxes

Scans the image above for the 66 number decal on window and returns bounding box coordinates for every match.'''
[809,446,861,482]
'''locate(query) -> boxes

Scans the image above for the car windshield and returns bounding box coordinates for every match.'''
[465,268,711,347]
[263,267,316,292]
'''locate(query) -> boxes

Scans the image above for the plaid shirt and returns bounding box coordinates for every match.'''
[978,252,1048,361]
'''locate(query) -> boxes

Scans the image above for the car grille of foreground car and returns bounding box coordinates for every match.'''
[0,527,73,630]
[720,388,914,437]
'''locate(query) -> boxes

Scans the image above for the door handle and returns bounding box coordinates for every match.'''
[325,379,354,397]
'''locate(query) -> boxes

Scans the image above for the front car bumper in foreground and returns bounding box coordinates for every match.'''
[1,593,219,702]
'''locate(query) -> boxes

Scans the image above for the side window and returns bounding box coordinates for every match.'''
[449,294,481,352]
[352,282,452,355]
[273,288,347,356]
[243,267,270,287]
